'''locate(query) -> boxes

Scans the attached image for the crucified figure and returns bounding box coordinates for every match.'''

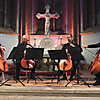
[36,5,60,35]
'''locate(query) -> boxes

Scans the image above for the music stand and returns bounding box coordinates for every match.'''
[65,47,90,87]
[0,47,25,86]
[23,48,44,84]
[48,49,68,83]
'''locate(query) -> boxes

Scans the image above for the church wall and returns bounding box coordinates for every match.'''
[12,0,18,32]
[25,0,32,42]
[81,32,100,64]
[33,0,38,34]
[20,0,24,43]
[80,0,100,65]
[14,0,19,34]
[68,0,80,44]
[74,0,80,44]
[62,0,67,32]
[68,0,74,37]
[0,34,18,63]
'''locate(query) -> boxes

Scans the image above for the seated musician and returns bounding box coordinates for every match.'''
[0,44,6,52]
[82,42,100,86]
[16,35,35,80]
[0,43,6,76]
[61,34,83,81]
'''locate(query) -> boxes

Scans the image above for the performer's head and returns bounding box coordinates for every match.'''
[0,43,6,51]
[67,34,74,43]
[0,43,2,47]
[22,35,28,44]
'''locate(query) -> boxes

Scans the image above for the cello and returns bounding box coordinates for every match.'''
[88,49,100,75]
[59,53,72,71]
[21,44,35,70]
[0,46,8,72]
[21,51,35,69]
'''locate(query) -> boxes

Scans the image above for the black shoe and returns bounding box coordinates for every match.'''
[93,81,100,86]
[15,76,19,80]
[0,73,2,77]
[69,76,73,81]
[94,77,97,80]
[60,77,67,80]
[30,76,35,80]
[69,78,73,82]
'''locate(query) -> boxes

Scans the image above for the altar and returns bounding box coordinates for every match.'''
[30,35,68,49]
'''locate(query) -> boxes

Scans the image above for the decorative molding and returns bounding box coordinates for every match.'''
[39,36,55,49]
[0,32,19,36]
[80,31,100,35]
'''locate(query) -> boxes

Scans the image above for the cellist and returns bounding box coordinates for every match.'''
[82,42,100,86]
[61,34,83,81]
[16,35,35,80]
[0,44,4,76]
[0,43,8,76]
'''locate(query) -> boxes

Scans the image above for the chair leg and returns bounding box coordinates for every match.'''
[2,72,5,82]
[66,72,68,80]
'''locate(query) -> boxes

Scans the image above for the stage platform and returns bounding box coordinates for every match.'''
[0,70,100,99]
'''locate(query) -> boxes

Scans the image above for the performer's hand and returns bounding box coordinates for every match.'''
[70,43,75,47]
[24,50,26,54]
[65,49,68,53]
[0,46,6,51]
[0,55,2,59]
[82,45,88,48]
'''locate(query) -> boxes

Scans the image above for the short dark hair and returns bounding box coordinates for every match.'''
[69,34,72,37]
[0,43,2,46]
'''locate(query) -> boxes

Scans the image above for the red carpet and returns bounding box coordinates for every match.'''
[7,70,71,76]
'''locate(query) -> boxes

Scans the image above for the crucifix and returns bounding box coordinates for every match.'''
[36,5,60,35]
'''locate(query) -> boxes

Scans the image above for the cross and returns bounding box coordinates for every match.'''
[36,5,60,35]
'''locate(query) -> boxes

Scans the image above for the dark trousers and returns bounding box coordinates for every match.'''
[16,60,37,80]
[61,60,80,79]
[95,72,100,83]
[16,62,21,80]
[30,65,36,79]
[70,60,80,79]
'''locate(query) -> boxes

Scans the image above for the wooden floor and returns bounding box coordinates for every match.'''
[0,70,98,87]
[0,70,100,100]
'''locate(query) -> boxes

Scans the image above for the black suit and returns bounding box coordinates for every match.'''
[16,41,27,80]
[16,41,35,80]
[62,42,83,80]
